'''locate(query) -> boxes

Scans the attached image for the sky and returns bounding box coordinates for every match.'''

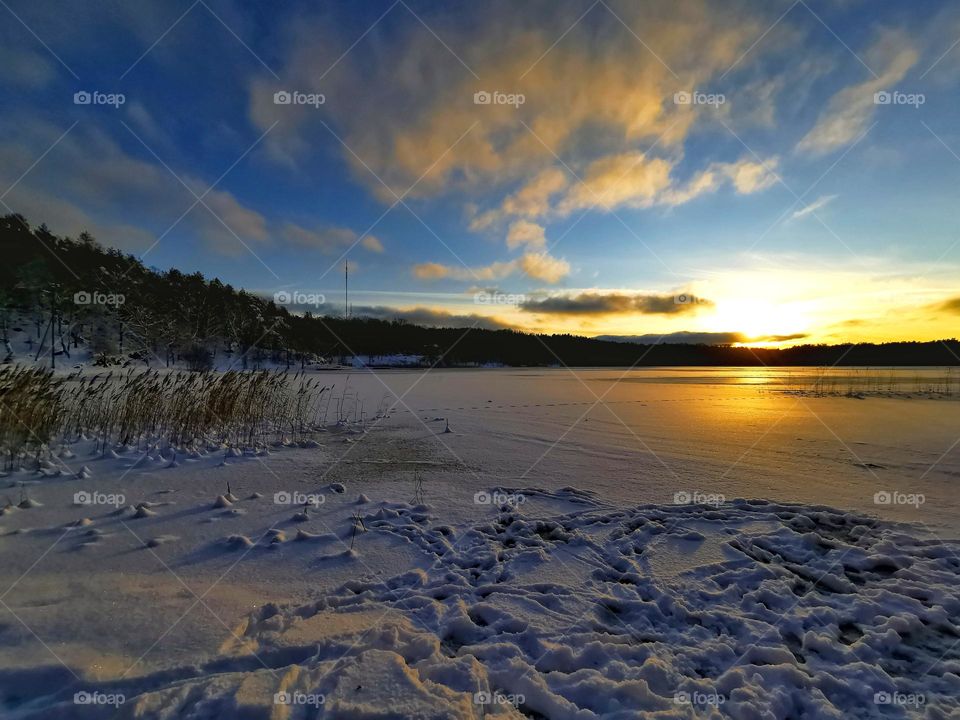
[1,0,959,346]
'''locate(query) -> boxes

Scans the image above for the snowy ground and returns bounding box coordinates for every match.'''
[1,368,959,718]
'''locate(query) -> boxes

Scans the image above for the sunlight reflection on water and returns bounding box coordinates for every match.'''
[592,366,959,391]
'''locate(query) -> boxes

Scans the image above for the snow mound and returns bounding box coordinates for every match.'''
[144,535,178,548]
[212,494,233,509]
[130,502,158,519]
[225,534,254,550]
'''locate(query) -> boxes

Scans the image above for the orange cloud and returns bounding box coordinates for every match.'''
[252,0,768,202]
[519,252,570,283]
[506,220,547,250]
[413,251,570,284]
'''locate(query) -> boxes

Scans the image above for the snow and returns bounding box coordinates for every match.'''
[0,368,958,718]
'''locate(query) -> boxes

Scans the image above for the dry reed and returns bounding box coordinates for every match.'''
[0,366,338,469]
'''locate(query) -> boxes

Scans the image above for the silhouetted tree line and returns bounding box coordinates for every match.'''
[1,214,957,368]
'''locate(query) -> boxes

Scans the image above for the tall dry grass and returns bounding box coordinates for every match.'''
[778,367,960,398]
[0,366,337,468]
[0,366,65,466]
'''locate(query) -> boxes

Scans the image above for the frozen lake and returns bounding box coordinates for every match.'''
[321,367,960,533]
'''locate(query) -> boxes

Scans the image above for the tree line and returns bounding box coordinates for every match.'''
[1,213,957,369]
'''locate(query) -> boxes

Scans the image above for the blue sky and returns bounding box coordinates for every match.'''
[2,0,959,344]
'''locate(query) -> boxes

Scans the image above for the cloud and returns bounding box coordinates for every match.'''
[790,194,837,221]
[500,166,569,216]
[0,45,56,89]
[251,0,769,202]
[506,220,547,250]
[519,291,712,315]
[355,306,512,330]
[937,296,960,314]
[270,297,511,330]
[557,153,674,214]
[413,250,570,283]
[720,157,780,194]
[412,262,455,280]
[0,115,387,262]
[597,330,808,345]
[240,0,787,280]
[469,154,778,231]
[470,167,569,230]
[281,223,351,250]
[2,188,156,252]
[412,259,518,282]
[426,219,565,287]
[281,223,381,254]
[0,118,273,257]
[200,186,270,246]
[518,252,570,283]
[758,333,809,343]
[666,157,780,205]
[361,235,385,253]
[125,102,167,145]
[514,154,779,217]
[465,151,779,233]
[796,30,918,155]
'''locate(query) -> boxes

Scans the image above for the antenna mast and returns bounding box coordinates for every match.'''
[345,261,349,320]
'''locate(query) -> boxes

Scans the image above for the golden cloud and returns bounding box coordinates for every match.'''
[506,219,547,250]
[518,252,571,283]
[253,0,768,202]
[361,235,385,253]
[412,259,520,282]
[413,251,570,283]
[936,296,960,314]
[557,153,674,214]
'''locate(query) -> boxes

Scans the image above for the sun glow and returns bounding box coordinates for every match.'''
[708,298,812,344]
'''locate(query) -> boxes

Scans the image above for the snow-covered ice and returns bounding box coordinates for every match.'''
[0,368,958,718]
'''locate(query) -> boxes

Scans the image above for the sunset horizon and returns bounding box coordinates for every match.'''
[2,0,958,348]
[2,2,959,718]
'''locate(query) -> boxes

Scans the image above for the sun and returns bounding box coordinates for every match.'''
[708,298,811,344]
